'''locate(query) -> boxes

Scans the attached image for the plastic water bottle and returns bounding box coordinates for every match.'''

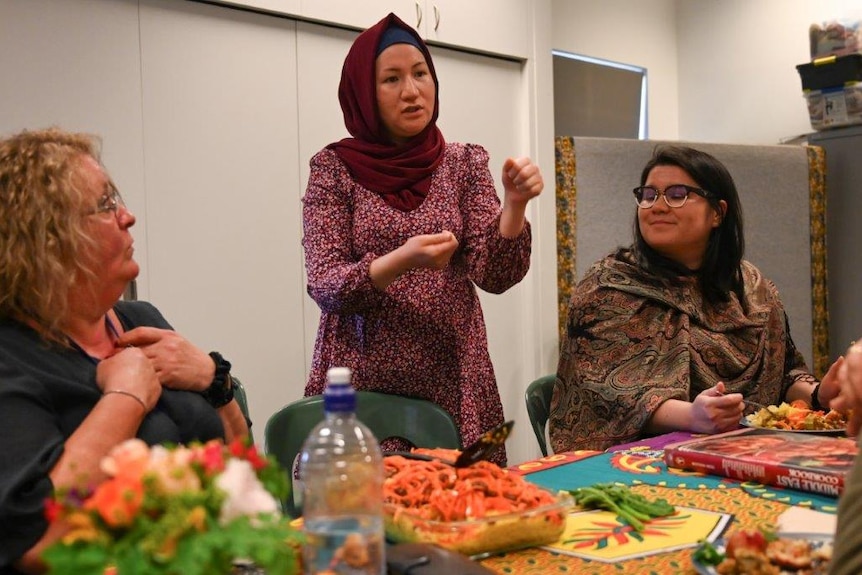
[298,367,385,574]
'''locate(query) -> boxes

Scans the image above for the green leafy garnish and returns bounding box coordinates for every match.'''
[693,539,725,566]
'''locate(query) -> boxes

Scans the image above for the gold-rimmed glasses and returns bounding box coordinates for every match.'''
[633,184,713,209]
[88,183,126,221]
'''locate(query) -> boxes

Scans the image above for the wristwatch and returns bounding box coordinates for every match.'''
[201,351,234,408]
[810,382,824,411]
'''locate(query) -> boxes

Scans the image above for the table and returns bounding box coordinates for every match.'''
[479,432,840,574]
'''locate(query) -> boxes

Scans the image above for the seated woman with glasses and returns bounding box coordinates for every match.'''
[548,145,842,452]
[0,128,248,574]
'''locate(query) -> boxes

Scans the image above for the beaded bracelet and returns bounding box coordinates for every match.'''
[103,389,148,412]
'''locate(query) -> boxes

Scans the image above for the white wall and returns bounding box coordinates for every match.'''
[550,0,862,144]
[551,0,681,140]
[676,0,862,144]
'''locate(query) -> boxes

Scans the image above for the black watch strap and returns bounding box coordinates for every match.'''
[202,351,234,408]
[810,381,824,411]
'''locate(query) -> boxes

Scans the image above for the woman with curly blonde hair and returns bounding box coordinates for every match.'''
[0,128,248,575]
[0,129,103,342]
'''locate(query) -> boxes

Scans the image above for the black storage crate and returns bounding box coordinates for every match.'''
[797,54,862,91]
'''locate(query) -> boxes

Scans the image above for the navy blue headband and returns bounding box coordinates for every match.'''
[376,26,423,56]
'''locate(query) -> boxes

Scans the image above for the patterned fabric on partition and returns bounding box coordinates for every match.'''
[554,137,578,343]
[806,145,829,377]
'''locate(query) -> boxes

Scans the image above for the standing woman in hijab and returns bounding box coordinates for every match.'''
[302,13,542,464]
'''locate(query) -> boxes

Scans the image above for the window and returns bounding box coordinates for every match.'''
[552,50,647,139]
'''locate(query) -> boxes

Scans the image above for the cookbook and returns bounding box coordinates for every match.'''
[663,427,858,497]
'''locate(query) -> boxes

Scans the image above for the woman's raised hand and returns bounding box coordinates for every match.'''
[499,157,542,238]
[501,157,543,204]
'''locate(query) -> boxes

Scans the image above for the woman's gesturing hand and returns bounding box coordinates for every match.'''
[501,157,543,204]
[369,231,459,290]
[690,382,745,434]
[116,327,215,392]
[401,231,459,270]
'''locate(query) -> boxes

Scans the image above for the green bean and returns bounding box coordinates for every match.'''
[568,483,675,532]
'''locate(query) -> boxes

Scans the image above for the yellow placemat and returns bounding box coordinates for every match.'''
[545,506,730,563]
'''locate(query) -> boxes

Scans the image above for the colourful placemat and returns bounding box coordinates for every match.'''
[479,483,787,574]
[484,440,839,574]
[513,447,839,513]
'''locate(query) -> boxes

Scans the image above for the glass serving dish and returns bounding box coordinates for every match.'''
[383,489,573,557]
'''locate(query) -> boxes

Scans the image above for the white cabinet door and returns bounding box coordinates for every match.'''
[203,0,301,17]
[295,22,358,368]
[139,0,306,430]
[425,0,528,59]
[300,0,416,30]
[0,0,150,292]
[299,0,527,59]
[429,46,533,464]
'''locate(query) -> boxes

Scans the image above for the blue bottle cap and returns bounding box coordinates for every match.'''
[324,367,356,413]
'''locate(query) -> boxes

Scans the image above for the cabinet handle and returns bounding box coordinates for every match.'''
[433,4,440,31]
[415,1,422,28]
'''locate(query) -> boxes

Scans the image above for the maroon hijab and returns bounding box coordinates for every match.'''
[328,13,445,212]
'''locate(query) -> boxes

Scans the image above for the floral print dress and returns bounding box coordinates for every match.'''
[302,143,531,465]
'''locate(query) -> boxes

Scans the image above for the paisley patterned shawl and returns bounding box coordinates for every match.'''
[549,248,813,452]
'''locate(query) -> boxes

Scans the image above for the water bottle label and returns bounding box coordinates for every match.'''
[324,382,356,413]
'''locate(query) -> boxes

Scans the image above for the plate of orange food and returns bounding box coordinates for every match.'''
[382,448,572,558]
[741,400,848,435]
[692,528,833,574]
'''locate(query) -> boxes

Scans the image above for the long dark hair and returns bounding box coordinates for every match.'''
[631,145,745,305]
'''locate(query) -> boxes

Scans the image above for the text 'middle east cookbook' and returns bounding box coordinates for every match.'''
[663,427,857,497]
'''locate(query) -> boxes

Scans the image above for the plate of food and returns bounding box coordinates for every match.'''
[692,529,833,575]
[382,448,572,557]
[741,401,847,435]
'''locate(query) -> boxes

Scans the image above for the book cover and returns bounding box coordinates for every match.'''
[663,427,858,497]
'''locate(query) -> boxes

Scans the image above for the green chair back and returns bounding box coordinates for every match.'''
[525,374,556,456]
[265,391,461,517]
[231,377,253,445]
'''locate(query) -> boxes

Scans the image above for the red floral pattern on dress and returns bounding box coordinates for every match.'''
[302,143,531,465]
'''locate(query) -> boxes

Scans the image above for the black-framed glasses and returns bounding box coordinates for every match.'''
[632,184,713,209]
[88,183,126,220]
